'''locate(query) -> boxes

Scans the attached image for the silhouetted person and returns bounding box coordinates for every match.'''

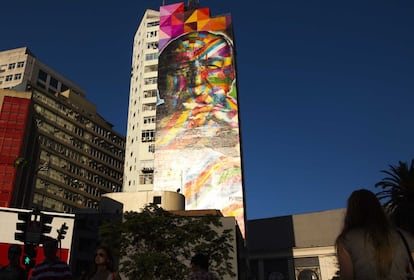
[187,253,219,280]
[30,239,72,280]
[336,189,414,279]
[0,244,27,280]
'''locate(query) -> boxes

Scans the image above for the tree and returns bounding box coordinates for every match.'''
[99,204,236,279]
[375,159,414,233]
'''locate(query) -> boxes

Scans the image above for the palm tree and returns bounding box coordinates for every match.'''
[375,159,414,233]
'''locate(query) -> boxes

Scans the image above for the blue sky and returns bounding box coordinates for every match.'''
[2,1,413,220]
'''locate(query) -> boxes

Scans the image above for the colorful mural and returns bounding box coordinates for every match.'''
[154,2,245,236]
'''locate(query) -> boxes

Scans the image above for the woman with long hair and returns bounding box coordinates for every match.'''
[336,189,414,279]
[88,246,121,280]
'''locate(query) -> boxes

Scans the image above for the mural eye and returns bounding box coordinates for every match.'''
[207,58,223,69]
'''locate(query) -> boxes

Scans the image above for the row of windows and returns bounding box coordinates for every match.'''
[37,69,70,94]
[147,42,158,50]
[143,116,156,124]
[4,73,22,81]
[34,91,125,150]
[141,130,155,142]
[147,30,158,38]
[35,104,124,161]
[147,21,159,27]
[142,103,156,112]
[144,77,157,85]
[8,61,24,70]
[145,53,158,61]
[144,64,157,73]
[144,89,157,98]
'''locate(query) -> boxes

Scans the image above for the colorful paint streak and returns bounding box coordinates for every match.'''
[154,2,245,236]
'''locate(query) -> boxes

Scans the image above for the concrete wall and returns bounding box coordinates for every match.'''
[102,190,185,212]
[293,208,345,248]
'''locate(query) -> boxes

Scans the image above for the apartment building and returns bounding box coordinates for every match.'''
[124,9,159,192]
[0,47,125,213]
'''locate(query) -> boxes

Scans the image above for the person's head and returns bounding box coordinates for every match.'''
[94,246,115,272]
[158,31,235,114]
[8,244,22,266]
[190,253,210,272]
[339,189,392,277]
[343,189,389,231]
[42,238,58,261]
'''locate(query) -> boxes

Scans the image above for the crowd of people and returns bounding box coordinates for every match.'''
[0,241,217,280]
[1,189,413,279]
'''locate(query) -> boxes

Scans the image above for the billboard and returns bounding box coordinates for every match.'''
[154,2,245,235]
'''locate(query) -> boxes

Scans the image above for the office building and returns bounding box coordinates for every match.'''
[124,2,246,235]
[0,47,125,213]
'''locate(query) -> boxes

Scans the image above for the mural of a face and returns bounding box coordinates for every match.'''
[155,29,244,237]
[158,31,237,128]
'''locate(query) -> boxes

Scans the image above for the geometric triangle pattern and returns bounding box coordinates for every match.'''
[159,2,233,51]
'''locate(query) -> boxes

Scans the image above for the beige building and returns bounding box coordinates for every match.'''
[247,208,345,280]
[103,190,185,211]
[0,47,125,213]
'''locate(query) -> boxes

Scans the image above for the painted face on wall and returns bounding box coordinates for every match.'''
[158,31,236,128]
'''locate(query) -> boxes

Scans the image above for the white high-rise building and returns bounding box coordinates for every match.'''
[123,9,159,192]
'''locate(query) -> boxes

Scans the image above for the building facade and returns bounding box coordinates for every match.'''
[124,9,160,192]
[0,47,125,213]
[247,209,345,280]
[124,1,246,236]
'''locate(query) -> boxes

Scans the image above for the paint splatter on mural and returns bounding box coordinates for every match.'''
[154,2,245,236]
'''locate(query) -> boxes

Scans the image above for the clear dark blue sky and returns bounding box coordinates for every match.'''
[2,1,413,219]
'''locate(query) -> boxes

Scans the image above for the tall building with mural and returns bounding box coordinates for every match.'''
[125,2,245,235]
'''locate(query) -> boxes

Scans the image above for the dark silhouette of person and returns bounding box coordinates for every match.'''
[30,239,72,280]
[336,189,414,279]
[0,244,27,280]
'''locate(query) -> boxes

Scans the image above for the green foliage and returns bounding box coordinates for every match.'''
[99,204,236,279]
[375,159,414,233]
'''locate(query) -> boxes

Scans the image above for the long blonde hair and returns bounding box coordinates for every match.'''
[337,189,392,278]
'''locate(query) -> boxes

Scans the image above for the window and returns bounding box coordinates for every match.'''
[146,31,158,38]
[142,103,156,112]
[50,76,58,88]
[8,63,16,70]
[153,196,161,204]
[144,65,158,73]
[14,73,22,80]
[61,84,69,92]
[149,144,155,153]
[146,42,158,50]
[147,21,159,27]
[144,89,157,98]
[144,77,157,85]
[141,130,155,142]
[140,173,153,184]
[143,116,155,124]
[5,75,13,81]
[145,53,157,61]
[38,69,47,82]
[17,61,24,68]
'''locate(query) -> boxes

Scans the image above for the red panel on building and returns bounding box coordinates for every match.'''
[0,96,30,207]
